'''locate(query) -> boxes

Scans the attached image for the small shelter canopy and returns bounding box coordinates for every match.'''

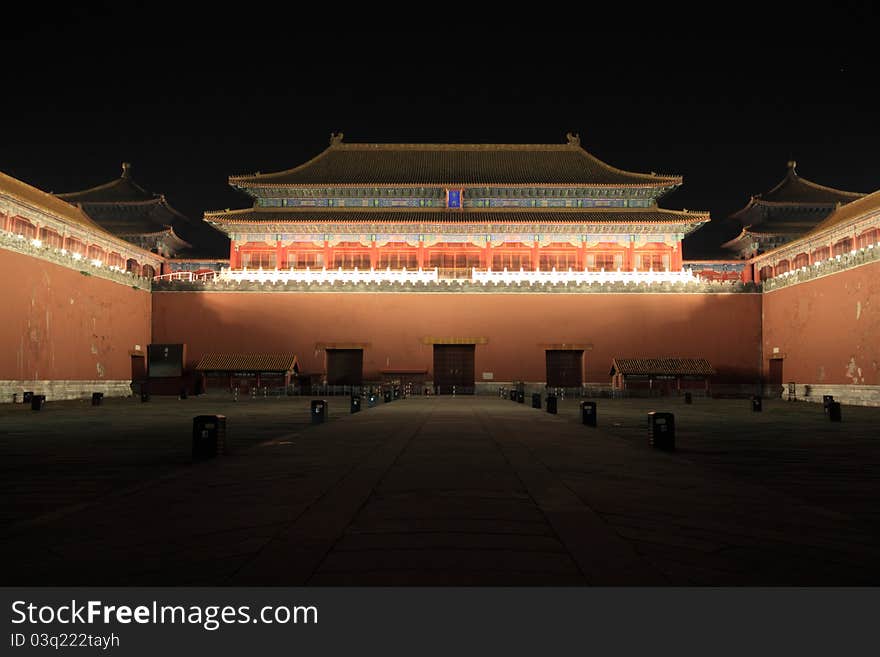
[196,353,299,374]
[609,358,715,377]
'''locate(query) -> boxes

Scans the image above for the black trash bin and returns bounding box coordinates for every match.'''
[23,391,34,403]
[823,395,834,414]
[192,415,226,461]
[351,395,361,414]
[509,389,516,401]
[383,390,392,403]
[532,392,541,409]
[546,393,557,414]
[684,392,692,404]
[311,399,327,424]
[141,391,150,402]
[92,392,103,406]
[30,394,46,411]
[516,390,525,404]
[828,401,842,422]
[648,411,675,450]
[751,395,762,412]
[499,387,506,398]
[581,401,597,426]
[393,387,400,400]
[179,388,188,400]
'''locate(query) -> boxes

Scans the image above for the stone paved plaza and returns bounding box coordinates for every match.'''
[1,394,879,585]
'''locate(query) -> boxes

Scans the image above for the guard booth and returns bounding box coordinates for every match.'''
[610,358,715,398]
[196,353,299,395]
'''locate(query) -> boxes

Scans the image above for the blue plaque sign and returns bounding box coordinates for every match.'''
[446,189,462,209]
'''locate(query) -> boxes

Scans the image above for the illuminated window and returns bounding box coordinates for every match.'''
[811,246,830,262]
[857,229,878,249]
[289,252,324,268]
[12,218,36,239]
[589,253,622,271]
[832,238,853,256]
[64,237,85,255]
[332,252,371,269]
[491,253,532,270]
[793,253,809,269]
[639,254,668,271]
[37,227,62,248]
[539,253,578,270]
[240,251,277,269]
[87,245,105,261]
[775,260,790,275]
[379,251,418,269]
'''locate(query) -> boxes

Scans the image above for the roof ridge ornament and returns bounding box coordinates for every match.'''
[787,160,797,173]
[330,132,344,146]
[121,162,132,178]
[565,132,580,146]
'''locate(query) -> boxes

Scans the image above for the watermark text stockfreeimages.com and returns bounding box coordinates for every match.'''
[11,599,318,632]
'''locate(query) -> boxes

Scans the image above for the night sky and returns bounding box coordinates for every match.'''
[4,4,878,258]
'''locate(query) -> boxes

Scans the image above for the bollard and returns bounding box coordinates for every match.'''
[30,394,46,411]
[517,390,525,404]
[546,393,557,414]
[751,395,762,412]
[684,392,692,404]
[828,401,842,422]
[92,392,104,406]
[179,388,188,400]
[581,401,597,427]
[823,395,834,414]
[311,399,327,424]
[532,392,541,409]
[648,412,675,450]
[351,395,361,414]
[367,393,378,408]
[192,415,226,461]
[23,391,34,403]
[393,387,400,400]
[499,387,506,398]
[383,389,392,403]
[509,389,517,401]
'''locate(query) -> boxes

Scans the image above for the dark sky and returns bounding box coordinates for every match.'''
[3,3,879,258]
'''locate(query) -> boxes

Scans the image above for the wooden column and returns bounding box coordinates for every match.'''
[626,240,635,270]
[370,240,379,269]
[671,242,683,270]
[482,243,492,269]
[229,240,239,269]
[741,261,754,283]
[275,240,284,269]
[417,240,425,269]
[577,240,586,270]
[323,240,332,269]
[532,240,540,271]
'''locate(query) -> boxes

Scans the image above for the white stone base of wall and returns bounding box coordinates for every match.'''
[762,383,880,407]
[1,380,133,404]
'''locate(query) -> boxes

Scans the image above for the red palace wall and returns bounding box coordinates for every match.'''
[0,249,151,382]
[151,291,762,384]
[762,261,880,385]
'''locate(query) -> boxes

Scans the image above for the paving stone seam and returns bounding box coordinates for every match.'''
[303,406,434,584]
[480,406,671,585]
